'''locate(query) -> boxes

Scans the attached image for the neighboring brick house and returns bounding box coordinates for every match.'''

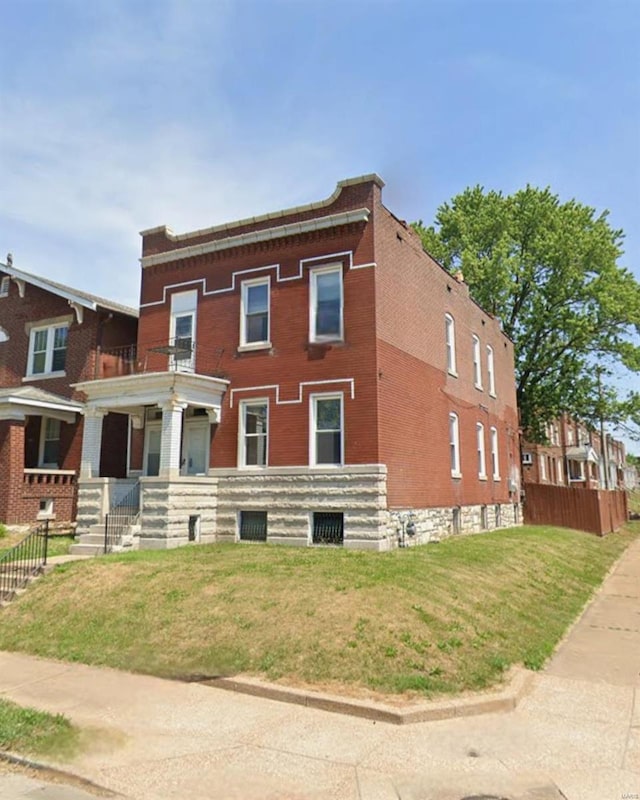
[521,415,629,491]
[0,261,138,526]
[74,174,521,550]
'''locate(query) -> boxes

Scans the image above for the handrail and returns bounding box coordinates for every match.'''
[104,481,140,554]
[0,520,49,603]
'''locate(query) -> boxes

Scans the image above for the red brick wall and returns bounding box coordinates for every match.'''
[139,207,381,469]
[372,204,519,509]
[136,177,520,515]
[0,272,136,522]
[0,420,26,523]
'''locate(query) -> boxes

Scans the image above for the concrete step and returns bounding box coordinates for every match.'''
[74,533,107,546]
[69,544,105,556]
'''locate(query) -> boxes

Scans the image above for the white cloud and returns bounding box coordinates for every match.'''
[0,1,344,307]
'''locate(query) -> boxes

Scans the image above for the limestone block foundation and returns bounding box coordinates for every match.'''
[138,476,218,549]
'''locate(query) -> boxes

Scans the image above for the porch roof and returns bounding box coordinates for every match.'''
[0,387,83,423]
[72,371,229,418]
[566,445,600,464]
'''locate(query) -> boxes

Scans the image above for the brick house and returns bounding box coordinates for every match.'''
[0,260,138,526]
[521,415,629,491]
[74,174,522,550]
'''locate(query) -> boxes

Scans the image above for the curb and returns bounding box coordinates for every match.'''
[0,750,119,796]
[202,665,536,725]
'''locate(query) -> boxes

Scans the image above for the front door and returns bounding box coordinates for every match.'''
[181,423,208,476]
[145,424,161,477]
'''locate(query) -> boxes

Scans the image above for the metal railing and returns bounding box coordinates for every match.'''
[96,340,226,379]
[104,481,141,554]
[0,520,49,603]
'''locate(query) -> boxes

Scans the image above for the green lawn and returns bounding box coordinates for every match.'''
[0,699,80,759]
[0,524,635,699]
[0,533,74,560]
[629,490,640,515]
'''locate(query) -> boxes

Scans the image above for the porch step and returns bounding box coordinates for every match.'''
[69,543,106,556]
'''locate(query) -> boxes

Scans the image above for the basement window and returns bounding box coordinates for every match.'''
[480,505,488,530]
[495,504,501,527]
[452,506,461,535]
[239,510,267,542]
[312,512,344,545]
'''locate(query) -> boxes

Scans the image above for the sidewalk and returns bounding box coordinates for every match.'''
[0,537,638,800]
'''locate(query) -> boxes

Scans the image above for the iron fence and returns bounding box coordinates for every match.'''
[104,481,141,554]
[0,520,49,603]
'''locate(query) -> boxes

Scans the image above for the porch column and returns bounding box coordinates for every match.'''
[159,400,187,479]
[0,416,26,524]
[80,408,107,478]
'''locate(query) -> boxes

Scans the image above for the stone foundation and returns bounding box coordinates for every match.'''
[212,465,392,550]
[388,501,523,547]
[138,476,218,549]
[75,468,522,551]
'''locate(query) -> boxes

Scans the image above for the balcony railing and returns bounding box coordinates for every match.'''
[95,341,225,379]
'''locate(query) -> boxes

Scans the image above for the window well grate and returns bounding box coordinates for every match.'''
[312,512,344,545]
[239,511,268,542]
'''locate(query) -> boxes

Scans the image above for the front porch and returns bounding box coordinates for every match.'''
[0,387,83,526]
[73,370,228,549]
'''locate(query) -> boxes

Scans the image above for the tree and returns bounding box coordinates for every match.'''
[413,185,640,439]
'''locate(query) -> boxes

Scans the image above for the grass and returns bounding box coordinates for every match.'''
[0,699,80,759]
[0,523,636,699]
[629,490,640,515]
[0,533,74,559]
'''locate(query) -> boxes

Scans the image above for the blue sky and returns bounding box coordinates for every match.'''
[1,0,639,438]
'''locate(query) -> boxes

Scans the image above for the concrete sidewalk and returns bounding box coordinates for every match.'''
[0,537,638,800]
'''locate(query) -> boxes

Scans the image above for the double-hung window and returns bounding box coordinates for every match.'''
[239,401,268,467]
[445,314,457,375]
[449,412,461,477]
[311,394,343,466]
[310,265,343,342]
[27,324,68,377]
[0,276,9,297]
[486,345,496,396]
[490,426,500,479]
[477,422,487,479]
[472,335,482,389]
[170,290,197,372]
[240,278,270,348]
[40,417,61,468]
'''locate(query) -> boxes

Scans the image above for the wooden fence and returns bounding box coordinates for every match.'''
[523,484,629,536]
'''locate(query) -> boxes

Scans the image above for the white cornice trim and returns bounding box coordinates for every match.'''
[72,371,230,410]
[139,174,383,241]
[140,208,370,269]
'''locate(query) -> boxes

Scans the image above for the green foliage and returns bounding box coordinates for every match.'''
[413,185,640,436]
[0,699,80,758]
[0,524,7,539]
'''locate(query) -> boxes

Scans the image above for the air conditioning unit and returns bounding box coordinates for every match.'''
[522,452,533,466]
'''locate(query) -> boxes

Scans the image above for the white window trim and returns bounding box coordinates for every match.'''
[449,412,461,478]
[310,392,344,467]
[239,276,271,350]
[38,416,61,469]
[26,323,69,378]
[0,276,9,297]
[477,422,487,480]
[472,335,482,389]
[309,263,344,344]
[445,313,457,376]
[486,345,496,397]
[490,426,500,480]
[238,398,269,469]
[540,455,547,481]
